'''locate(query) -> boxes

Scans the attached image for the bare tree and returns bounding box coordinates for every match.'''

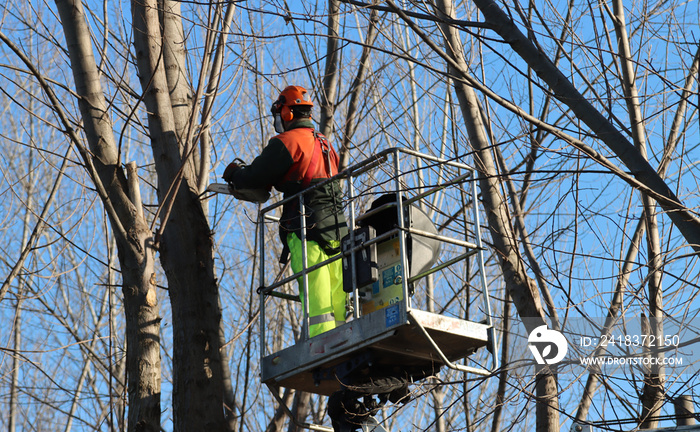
[131,0,229,429]
[2,1,699,431]
[54,0,162,429]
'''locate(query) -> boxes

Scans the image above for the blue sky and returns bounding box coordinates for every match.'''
[1,0,699,430]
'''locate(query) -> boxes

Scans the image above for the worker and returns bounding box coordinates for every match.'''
[223,85,348,338]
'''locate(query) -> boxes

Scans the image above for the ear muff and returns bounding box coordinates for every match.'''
[280,105,293,122]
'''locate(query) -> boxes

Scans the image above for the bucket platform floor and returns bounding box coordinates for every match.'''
[261,307,490,396]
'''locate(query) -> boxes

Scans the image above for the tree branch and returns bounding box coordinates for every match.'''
[469,0,700,251]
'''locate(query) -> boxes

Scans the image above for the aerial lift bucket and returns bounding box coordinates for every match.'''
[256,147,498,431]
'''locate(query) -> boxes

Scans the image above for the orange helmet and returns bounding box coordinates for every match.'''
[271,86,313,122]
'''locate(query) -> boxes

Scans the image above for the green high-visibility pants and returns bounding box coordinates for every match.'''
[287,233,346,337]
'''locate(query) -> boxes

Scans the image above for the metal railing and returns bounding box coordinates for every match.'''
[257,147,498,371]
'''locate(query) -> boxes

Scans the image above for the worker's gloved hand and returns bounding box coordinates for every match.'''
[222,162,241,183]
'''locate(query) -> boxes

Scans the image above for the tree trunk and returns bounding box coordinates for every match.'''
[9,293,22,432]
[55,1,163,430]
[9,94,36,432]
[131,0,227,430]
[197,2,237,192]
[428,0,560,430]
[491,298,511,432]
[338,5,379,171]
[609,1,665,424]
[121,230,161,432]
[318,0,340,138]
[160,0,199,176]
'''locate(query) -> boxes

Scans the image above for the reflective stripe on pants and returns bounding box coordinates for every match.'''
[287,233,345,338]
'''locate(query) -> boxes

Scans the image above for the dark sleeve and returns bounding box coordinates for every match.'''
[230,138,294,190]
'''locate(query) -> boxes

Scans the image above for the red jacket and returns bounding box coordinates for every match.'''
[230,119,347,251]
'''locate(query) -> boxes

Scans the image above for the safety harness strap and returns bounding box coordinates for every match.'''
[301,131,333,188]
